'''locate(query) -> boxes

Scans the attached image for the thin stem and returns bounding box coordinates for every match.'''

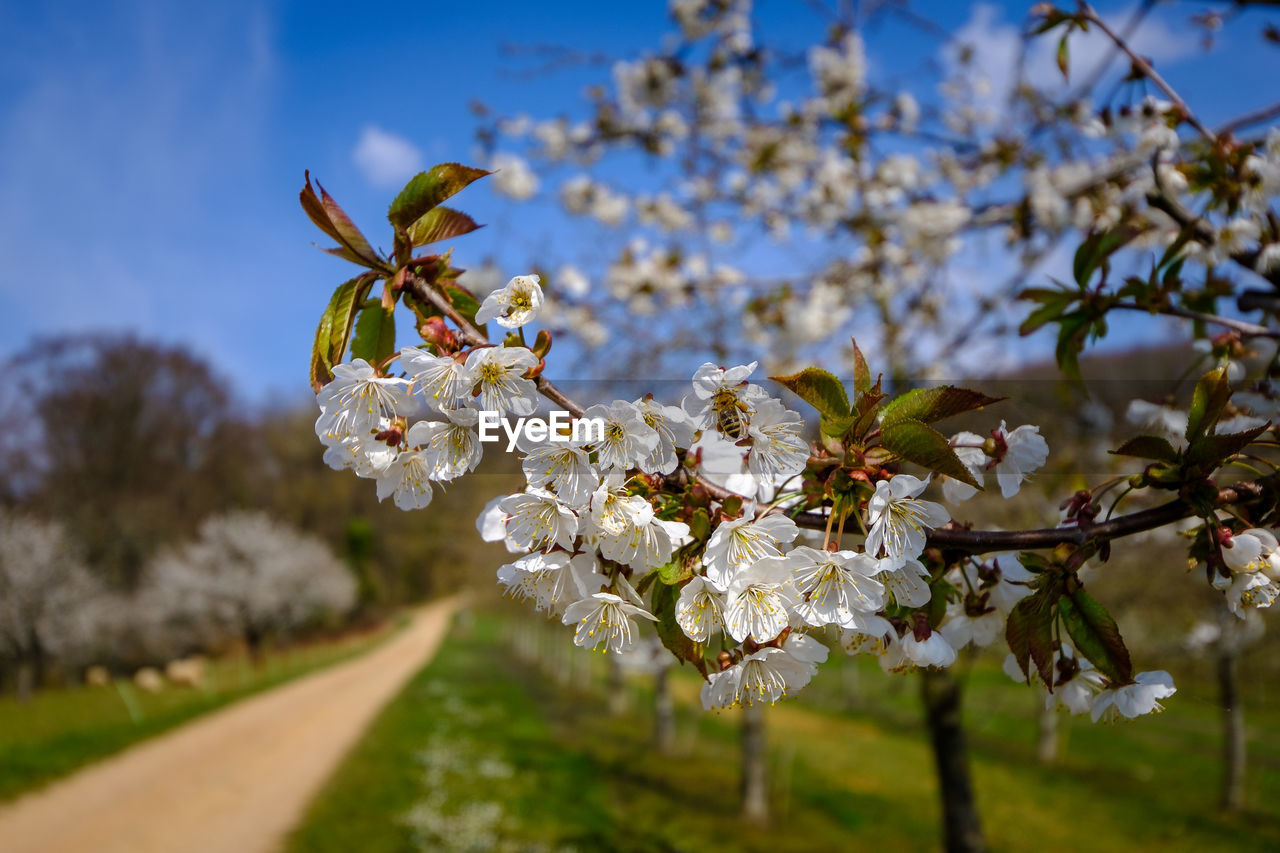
[790,474,1278,555]
[1078,2,1217,145]
[1108,301,1280,339]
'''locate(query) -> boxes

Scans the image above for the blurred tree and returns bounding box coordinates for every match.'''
[1,334,256,587]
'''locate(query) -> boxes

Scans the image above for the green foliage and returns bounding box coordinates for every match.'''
[350,300,397,366]
[1059,587,1133,684]
[1006,587,1058,685]
[1109,435,1181,463]
[406,206,483,248]
[879,386,1003,428]
[880,419,979,487]
[770,367,850,419]
[310,275,376,391]
[1185,365,1232,445]
[387,164,490,231]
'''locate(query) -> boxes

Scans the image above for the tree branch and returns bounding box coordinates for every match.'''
[1109,301,1280,339]
[1078,2,1218,145]
[788,476,1277,555]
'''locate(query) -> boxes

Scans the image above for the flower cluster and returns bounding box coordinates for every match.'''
[314,275,548,509]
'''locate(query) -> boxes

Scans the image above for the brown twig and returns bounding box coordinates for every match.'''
[1078,2,1218,145]
[788,476,1276,555]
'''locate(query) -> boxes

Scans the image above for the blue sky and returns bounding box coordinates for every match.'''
[1,1,1275,405]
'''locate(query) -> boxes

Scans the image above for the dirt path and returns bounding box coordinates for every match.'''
[0,599,455,853]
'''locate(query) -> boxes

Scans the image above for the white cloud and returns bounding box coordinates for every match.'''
[948,3,1200,112]
[352,126,424,189]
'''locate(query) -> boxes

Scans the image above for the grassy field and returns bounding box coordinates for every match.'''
[0,619,401,802]
[291,610,1280,852]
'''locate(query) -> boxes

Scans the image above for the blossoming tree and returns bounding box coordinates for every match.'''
[301,3,1280,849]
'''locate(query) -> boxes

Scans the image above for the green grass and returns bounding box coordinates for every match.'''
[0,619,401,802]
[291,611,1280,852]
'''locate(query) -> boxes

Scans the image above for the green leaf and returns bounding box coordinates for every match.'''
[1108,434,1180,463]
[851,338,872,396]
[880,386,1004,428]
[309,275,375,391]
[820,413,860,438]
[1187,423,1271,468]
[1054,310,1092,385]
[388,163,491,231]
[650,582,705,673]
[1072,228,1139,289]
[1186,366,1232,444]
[1018,287,1076,336]
[880,419,980,487]
[1006,588,1058,685]
[770,367,850,419]
[1058,588,1132,683]
[406,206,484,247]
[351,299,397,366]
[1056,33,1069,79]
[657,555,693,585]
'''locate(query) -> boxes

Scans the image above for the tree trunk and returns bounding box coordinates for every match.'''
[1037,700,1059,765]
[653,666,675,754]
[1217,645,1246,812]
[740,702,769,824]
[15,659,34,704]
[921,669,986,853]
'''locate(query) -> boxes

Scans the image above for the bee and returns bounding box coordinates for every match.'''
[710,387,751,439]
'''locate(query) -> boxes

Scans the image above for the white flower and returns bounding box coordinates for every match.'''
[746,399,809,486]
[520,442,599,509]
[578,400,660,472]
[723,558,800,643]
[675,575,727,643]
[683,361,767,437]
[316,359,411,443]
[374,447,435,510]
[584,475,688,570]
[474,274,544,329]
[1126,399,1187,445]
[700,642,822,709]
[466,346,539,415]
[322,427,397,478]
[562,592,658,653]
[1221,528,1280,574]
[938,604,1002,649]
[407,409,483,482]
[476,495,521,553]
[490,153,539,200]
[633,397,696,475]
[993,422,1049,498]
[901,630,957,668]
[788,546,886,629]
[864,475,950,566]
[400,347,472,412]
[941,431,986,503]
[499,491,578,552]
[497,552,603,614]
[1090,671,1177,723]
[1224,570,1279,617]
[841,615,894,656]
[879,557,932,608]
[702,514,799,588]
